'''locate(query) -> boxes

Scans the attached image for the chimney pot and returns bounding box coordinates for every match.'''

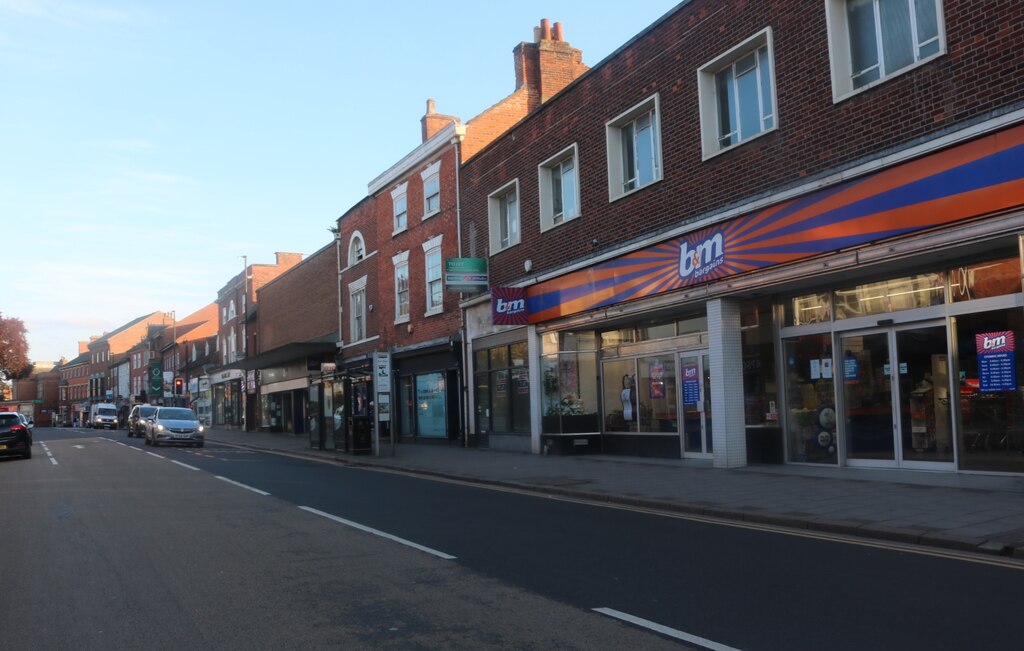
[552,22,563,42]
[540,18,551,41]
[426,98,436,115]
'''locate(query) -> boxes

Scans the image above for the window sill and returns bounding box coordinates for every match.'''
[831,52,944,104]
[422,209,440,221]
[540,213,580,233]
[423,308,444,318]
[608,176,661,204]
[701,126,777,162]
[394,315,410,325]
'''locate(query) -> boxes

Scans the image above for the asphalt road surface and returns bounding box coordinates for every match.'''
[3,428,1022,650]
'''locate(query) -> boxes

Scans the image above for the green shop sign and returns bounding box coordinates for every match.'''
[445,257,488,293]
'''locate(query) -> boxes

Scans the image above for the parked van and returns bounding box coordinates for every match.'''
[89,403,119,429]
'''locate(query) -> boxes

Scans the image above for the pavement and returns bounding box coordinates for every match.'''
[204,427,1024,559]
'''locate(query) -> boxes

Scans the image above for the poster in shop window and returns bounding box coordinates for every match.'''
[976,331,1016,392]
[649,360,665,399]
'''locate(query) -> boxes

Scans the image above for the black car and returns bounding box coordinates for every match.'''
[126,405,157,438]
[0,412,32,460]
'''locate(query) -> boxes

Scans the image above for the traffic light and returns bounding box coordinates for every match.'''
[174,378,184,394]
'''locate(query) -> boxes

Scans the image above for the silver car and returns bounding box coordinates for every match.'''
[144,407,205,448]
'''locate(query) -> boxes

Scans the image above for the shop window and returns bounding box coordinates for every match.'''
[786,292,832,326]
[834,272,944,318]
[783,334,837,464]
[415,372,447,438]
[954,309,1024,473]
[476,343,531,437]
[949,256,1021,303]
[742,303,778,427]
[541,331,599,434]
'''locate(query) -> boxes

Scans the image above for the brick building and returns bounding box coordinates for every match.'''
[211,251,302,429]
[225,244,338,438]
[332,19,588,452]
[460,0,1024,474]
[58,346,90,426]
[3,361,60,427]
[83,312,168,422]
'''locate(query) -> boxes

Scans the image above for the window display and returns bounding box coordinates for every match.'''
[784,334,837,463]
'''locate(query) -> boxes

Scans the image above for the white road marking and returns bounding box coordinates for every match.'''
[114,442,127,447]
[128,446,142,452]
[216,476,270,496]
[593,608,742,651]
[39,442,58,465]
[170,460,200,471]
[298,506,456,560]
[73,445,85,449]
[145,452,165,459]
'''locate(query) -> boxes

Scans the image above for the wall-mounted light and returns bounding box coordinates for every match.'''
[524,259,533,272]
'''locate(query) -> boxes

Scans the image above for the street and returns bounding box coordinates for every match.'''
[3,428,1022,650]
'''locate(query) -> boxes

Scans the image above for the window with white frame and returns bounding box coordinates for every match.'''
[538,144,580,231]
[421,160,441,217]
[393,251,410,323]
[349,276,368,341]
[826,0,944,100]
[228,299,236,320]
[348,232,365,266]
[606,95,661,200]
[698,28,777,159]
[488,180,520,253]
[391,182,408,234]
[422,235,443,315]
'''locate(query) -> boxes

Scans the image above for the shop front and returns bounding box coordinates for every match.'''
[393,343,462,445]
[479,123,1024,473]
[211,369,243,428]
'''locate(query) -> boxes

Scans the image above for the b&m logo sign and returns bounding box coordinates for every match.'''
[679,232,725,281]
[976,331,1014,354]
[492,287,527,326]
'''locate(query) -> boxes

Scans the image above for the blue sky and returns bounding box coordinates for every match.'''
[0,1,676,363]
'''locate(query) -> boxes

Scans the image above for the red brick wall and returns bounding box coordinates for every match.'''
[461,0,1024,289]
[258,244,339,351]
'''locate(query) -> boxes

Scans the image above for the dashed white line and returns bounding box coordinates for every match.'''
[145,451,165,459]
[215,476,270,496]
[170,460,200,471]
[593,608,742,651]
[298,506,456,560]
[39,442,58,465]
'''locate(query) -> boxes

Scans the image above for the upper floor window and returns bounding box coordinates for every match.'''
[422,235,443,315]
[488,180,520,254]
[228,299,236,320]
[391,182,408,234]
[393,251,410,324]
[827,0,944,100]
[349,276,368,342]
[698,28,776,159]
[538,144,580,231]
[606,95,662,200]
[348,232,365,266]
[421,160,441,218]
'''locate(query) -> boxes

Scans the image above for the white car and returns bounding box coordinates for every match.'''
[144,407,205,448]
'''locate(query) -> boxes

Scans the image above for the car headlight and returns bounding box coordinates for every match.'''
[156,424,165,432]
[197,425,205,433]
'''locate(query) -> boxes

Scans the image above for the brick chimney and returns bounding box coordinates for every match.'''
[274,252,303,268]
[513,19,587,107]
[420,98,460,142]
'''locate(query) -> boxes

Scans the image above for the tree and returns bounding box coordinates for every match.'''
[0,313,33,380]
